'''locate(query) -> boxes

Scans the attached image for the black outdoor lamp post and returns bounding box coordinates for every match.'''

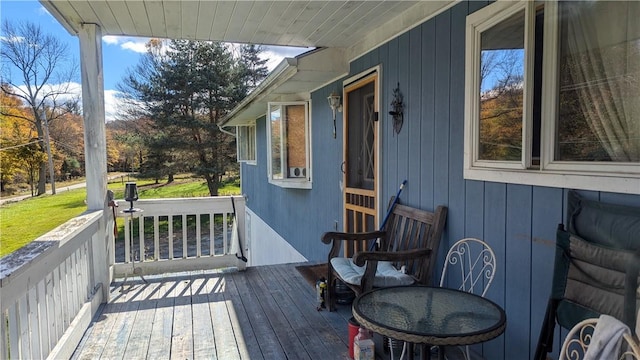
[123,182,139,213]
[121,182,146,290]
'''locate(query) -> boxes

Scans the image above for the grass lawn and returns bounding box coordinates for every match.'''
[0,175,239,257]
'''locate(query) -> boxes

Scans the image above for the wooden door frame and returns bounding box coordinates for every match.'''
[341,66,382,255]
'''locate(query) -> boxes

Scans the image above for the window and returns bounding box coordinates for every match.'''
[237,125,256,164]
[464,0,640,194]
[266,102,312,189]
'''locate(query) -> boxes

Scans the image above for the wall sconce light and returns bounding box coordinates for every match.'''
[327,92,342,139]
[389,82,404,135]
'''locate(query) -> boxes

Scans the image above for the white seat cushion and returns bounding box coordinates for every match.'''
[330,257,415,287]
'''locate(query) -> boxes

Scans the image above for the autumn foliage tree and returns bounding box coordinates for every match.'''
[0,91,39,193]
[48,112,85,178]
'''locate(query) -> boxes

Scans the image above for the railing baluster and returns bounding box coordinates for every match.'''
[37,279,49,356]
[53,266,63,343]
[154,215,160,261]
[223,213,228,255]
[29,285,43,359]
[124,216,131,264]
[196,213,202,257]
[68,255,78,317]
[59,258,70,329]
[139,216,145,261]
[1,307,8,359]
[169,215,174,259]
[81,243,90,301]
[209,213,215,256]
[18,295,30,359]
[46,272,57,352]
[182,214,188,258]
[8,302,20,359]
[109,218,116,266]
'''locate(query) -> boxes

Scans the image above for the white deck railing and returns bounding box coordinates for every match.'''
[112,195,247,277]
[0,196,247,359]
[0,211,111,360]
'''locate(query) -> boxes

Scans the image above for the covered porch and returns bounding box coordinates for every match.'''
[5,1,638,359]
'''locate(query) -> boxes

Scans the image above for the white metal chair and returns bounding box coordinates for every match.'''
[559,318,640,360]
[439,237,497,359]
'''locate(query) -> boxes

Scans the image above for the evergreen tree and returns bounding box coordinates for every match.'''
[239,45,269,92]
[118,39,268,195]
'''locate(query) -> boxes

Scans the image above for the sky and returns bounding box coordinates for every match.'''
[0,1,309,121]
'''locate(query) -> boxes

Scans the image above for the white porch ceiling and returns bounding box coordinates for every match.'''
[40,0,457,126]
[40,1,451,49]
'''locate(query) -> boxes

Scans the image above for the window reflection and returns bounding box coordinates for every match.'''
[478,10,526,161]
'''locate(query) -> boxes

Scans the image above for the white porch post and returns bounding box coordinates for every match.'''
[79,23,107,211]
[79,24,110,301]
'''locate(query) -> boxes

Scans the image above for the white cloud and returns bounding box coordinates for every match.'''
[260,46,310,71]
[104,90,125,122]
[12,82,121,122]
[15,82,82,105]
[102,36,149,54]
[0,35,24,43]
[102,36,120,45]
[120,41,148,53]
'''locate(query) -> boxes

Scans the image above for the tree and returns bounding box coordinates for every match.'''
[107,117,152,173]
[478,49,525,161]
[118,39,268,195]
[1,21,78,195]
[0,91,35,192]
[49,112,84,177]
[239,45,269,92]
[16,138,47,196]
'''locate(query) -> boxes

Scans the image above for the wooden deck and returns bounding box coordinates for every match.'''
[71,263,354,360]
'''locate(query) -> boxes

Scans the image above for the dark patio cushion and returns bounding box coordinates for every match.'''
[568,191,640,250]
[556,231,639,328]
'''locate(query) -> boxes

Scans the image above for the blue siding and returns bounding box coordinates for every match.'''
[241,1,640,358]
[505,184,533,358]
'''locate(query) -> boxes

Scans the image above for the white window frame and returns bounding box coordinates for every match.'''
[464,0,640,194]
[266,101,312,189]
[237,124,256,164]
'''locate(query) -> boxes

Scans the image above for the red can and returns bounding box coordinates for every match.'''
[348,317,360,359]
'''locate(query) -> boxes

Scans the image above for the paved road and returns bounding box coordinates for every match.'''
[0,174,128,205]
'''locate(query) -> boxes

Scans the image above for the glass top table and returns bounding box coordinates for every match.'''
[352,286,506,360]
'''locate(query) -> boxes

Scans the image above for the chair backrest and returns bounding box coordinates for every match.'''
[536,192,640,360]
[379,203,447,285]
[439,237,496,297]
[559,318,640,360]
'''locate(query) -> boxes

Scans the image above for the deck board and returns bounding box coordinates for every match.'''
[123,279,160,359]
[146,278,175,360]
[223,271,263,360]
[246,266,311,360]
[191,275,217,359]
[72,263,353,359]
[171,272,195,358]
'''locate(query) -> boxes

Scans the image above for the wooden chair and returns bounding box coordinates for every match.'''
[560,317,640,360]
[321,203,447,311]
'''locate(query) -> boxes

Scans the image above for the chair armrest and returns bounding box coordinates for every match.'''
[353,248,432,267]
[322,230,386,261]
[321,230,386,244]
